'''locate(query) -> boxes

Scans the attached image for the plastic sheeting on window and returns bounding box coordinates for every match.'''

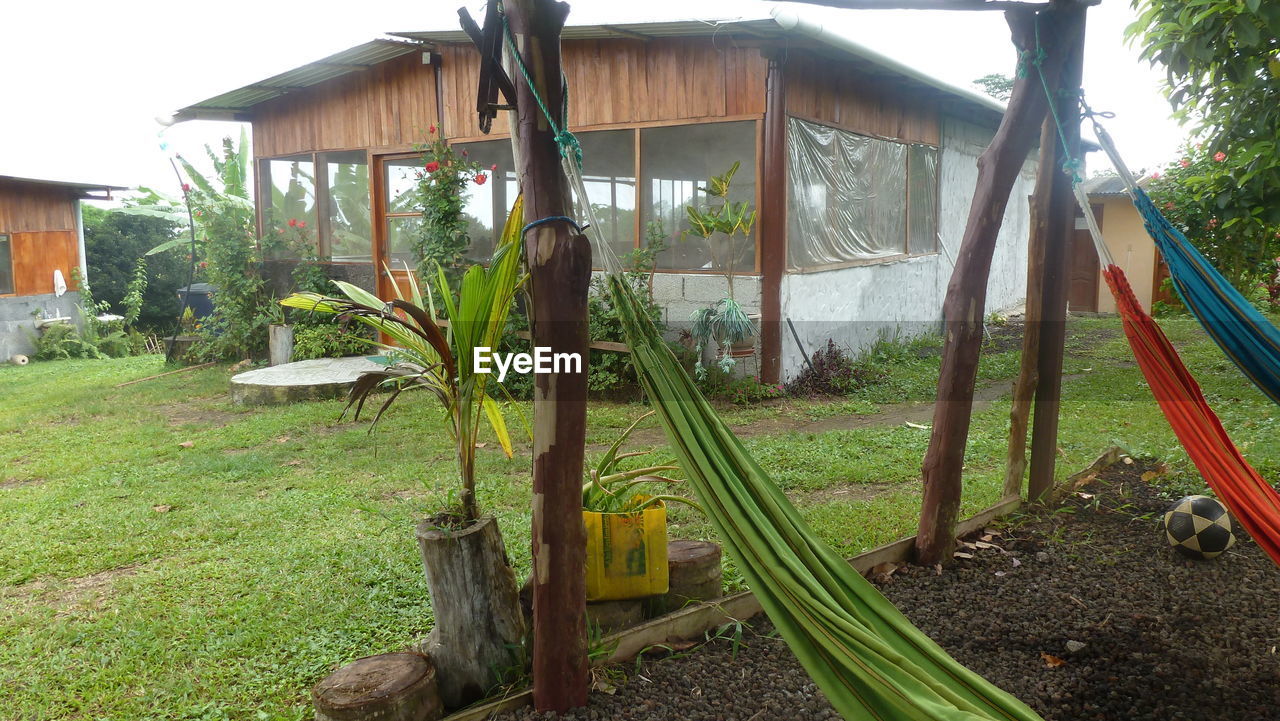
[786,117,938,270]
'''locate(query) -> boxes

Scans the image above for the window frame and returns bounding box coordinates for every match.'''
[256,148,374,264]
[784,114,942,274]
[0,233,13,296]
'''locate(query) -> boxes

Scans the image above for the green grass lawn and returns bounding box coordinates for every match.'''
[1,315,1275,720]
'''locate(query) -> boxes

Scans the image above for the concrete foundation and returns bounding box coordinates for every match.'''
[229,356,385,405]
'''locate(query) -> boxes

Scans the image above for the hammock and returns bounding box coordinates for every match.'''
[1129,186,1280,406]
[1074,123,1280,568]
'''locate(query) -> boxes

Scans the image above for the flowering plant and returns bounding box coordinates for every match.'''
[412,125,493,284]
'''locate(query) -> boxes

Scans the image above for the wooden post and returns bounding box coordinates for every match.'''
[1027,9,1086,502]
[1001,119,1055,499]
[758,54,788,385]
[915,6,1083,565]
[504,0,590,712]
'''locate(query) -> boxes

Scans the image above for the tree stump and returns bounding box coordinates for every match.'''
[311,653,441,721]
[648,540,723,616]
[416,516,526,709]
[586,599,645,634]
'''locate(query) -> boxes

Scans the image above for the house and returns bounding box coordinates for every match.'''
[0,175,125,361]
[173,9,1044,382]
[1069,174,1171,314]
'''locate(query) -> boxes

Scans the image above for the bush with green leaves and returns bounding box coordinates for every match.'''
[83,205,183,331]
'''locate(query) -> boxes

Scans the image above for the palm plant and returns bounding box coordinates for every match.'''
[281,198,528,523]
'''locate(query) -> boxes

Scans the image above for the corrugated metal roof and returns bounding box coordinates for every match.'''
[0,175,128,197]
[1083,174,1148,196]
[391,17,782,44]
[173,39,424,122]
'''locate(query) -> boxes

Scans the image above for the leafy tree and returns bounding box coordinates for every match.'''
[82,205,184,331]
[972,72,1014,102]
[1128,1,1280,235]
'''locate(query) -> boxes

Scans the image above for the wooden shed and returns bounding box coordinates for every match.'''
[0,175,124,360]
[174,9,1043,383]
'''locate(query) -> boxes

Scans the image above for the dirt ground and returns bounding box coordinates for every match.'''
[498,462,1280,721]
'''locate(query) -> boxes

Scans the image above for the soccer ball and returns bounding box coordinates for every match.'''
[1163,495,1236,560]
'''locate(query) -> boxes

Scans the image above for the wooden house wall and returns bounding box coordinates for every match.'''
[251,38,770,157]
[253,52,441,157]
[785,52,940,146]
[0,182,80,296]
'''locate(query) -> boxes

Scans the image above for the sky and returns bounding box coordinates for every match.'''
[0,0,1186,195]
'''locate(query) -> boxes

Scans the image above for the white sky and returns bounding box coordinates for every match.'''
[0,0,1184,193]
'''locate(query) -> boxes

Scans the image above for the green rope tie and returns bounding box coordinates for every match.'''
[1032,16,1082,184]
[1016,46,1046,79]
[498,2,583,169]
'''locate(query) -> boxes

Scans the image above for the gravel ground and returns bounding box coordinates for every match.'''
[497,462,1280,721]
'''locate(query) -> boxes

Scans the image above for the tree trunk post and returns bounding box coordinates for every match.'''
[1002,119,1055,500]
[1027,8,1087,502]
[915,6,1083,565]
[504,0,590,712]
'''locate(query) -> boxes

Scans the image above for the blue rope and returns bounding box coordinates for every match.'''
[522,215,584,237]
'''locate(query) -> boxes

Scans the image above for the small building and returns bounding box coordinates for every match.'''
[0,175,125,360]
[174,9,1044,382]
[1068,175,1169,314]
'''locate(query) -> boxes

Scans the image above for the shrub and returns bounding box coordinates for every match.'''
[787,339,888,397]
[700,370,783,405]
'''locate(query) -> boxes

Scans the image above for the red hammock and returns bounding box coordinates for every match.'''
[1104,264,1280,566]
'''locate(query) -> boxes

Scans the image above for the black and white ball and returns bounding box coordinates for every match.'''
[1163,495,1236,560]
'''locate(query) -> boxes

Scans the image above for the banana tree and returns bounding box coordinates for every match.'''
[282,198,528,522]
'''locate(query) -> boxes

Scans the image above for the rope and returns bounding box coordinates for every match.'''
[498,1,583,169]
[522,215,583,237]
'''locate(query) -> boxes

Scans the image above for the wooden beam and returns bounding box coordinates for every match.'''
[914,5,1084,566]
[758,55,787,384]
[504,0,590,712]
[1002,118,1054,499]
[1027,9,1087,502]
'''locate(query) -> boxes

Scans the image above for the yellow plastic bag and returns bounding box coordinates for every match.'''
[583,502,668,601]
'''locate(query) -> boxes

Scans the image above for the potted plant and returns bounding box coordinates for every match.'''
[582,411,700,601]
[281,200,528,709]
[684,162,759,378]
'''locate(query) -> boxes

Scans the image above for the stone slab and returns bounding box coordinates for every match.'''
[229,356,384,406]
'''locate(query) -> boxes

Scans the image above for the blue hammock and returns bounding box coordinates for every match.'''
[1131,187,1280,406]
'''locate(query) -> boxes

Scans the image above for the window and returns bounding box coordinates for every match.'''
[452,139,518,263]
[786,117,939,270]
[384,157,426,267]
[260,155,318,255]
[641,121,757,272]
[321,151,371,263]
[0,234,12,295]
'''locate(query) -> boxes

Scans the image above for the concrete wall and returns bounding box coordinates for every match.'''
[0,292,81,360]
[778,116,1038,380]
[1094,196,1157,314]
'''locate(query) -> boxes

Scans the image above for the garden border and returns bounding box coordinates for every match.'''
[441,447,1124,721]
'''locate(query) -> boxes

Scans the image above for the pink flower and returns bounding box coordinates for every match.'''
[288,218,297,228]
[1150,171,1161,180]
[1207,218,1219,229]
[490,164,498,171]
[474,173,488,186]
[1164,201,1175,211]
[425,161,440,173]
[1213,151,1226,162]
[298,221,307,228]
[1179,159,1189,168]
[182,183,191,192]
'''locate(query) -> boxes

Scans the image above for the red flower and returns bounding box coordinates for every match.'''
[181,183,191,193]
[298,221,307,228]
[1213,151,1227,162]
[425,161,440,173]
[277,228,286,235]
[1178,159,1189,168]
[490,164,498,171]
[198,261,208,270]
[474,173,488,185]
[461,150,469,157]
[1164,201,1175,211]
[288,218,297,228]
[429,124,436,134]
[1207,218,1219,229]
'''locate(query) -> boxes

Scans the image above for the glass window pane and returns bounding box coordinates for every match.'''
[641,121,757,272]
[385,157,423,215]
[577,130,636,264]
[261,155,318,257]
[387,216,422,267]
[452,139,517,264]
[0,235,12,295]
[321,151,371,263]
[907,144,939,255]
